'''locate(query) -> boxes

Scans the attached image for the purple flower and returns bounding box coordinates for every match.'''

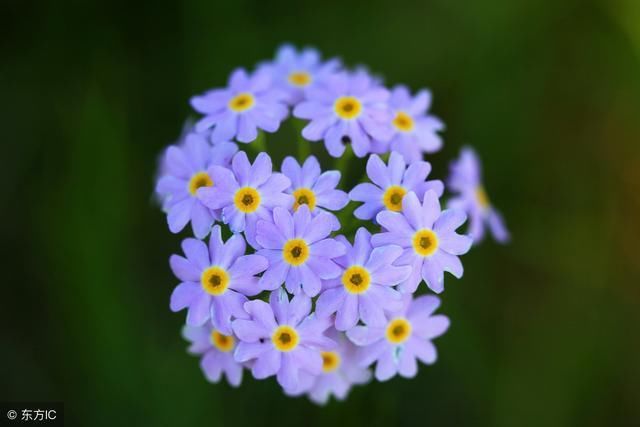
[260,44,342,105]
[169,225,268,333]
[316,227,411,331]
[191,68,289,143]
[383,85,444,163]
[232,289,335,392]
[155,132,238,238]
[256,206,346,297]
[281,155,348,230]
[197,151,293,248]
[448,147,510,244]
[349,151,444,220]
[182,322,243,387]
[293,70,393,158]
[346,295,449,381]
[372,191,472,293]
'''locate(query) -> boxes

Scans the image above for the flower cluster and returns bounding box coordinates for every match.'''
[155,44,509,405]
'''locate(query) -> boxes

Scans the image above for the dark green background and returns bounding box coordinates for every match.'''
[2,0,639,426]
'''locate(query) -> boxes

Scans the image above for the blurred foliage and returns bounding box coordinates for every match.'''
[1,0,639,426]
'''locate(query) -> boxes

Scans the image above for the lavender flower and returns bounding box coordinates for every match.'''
[191,68,288,143]
[170,226,268,332]
[347,295,449,381]
[316,227,411,330]
[384,86,444,163]
[182,322,243,387]
[349,151,443,220]
[448,147,510,244]
[293,70,393,158]
[256,206,346,297]
[372,191,472,293]
[281,155,348,230]
[197,151,293,247]
[155,132,238,238]
[232,289,335,392]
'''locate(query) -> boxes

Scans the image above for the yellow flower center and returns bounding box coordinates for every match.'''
[321,351,341,373]
[228,92,255,112]
[234,187,261,213]
[288,71,312,87]
[200,266,230,296]
[341,266,371,294]
[282,238,310,266]
[271,325,300,352]
[188,171,213,196]
[412,229,439,257]
[385,317,412,344]
[382,185,407,212]
[334,96,362,120]
[292,188,316,211]
[210,331,235,352]
[392,111,415,132]
[476,186,490,209]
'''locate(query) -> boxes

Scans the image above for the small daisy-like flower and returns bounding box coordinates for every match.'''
[256,206,346,297]
[260,44,341,105]
[191,68,289,143]
[372,191,472,293]
[384,86,444,163]
[155,132,238,238]
[293,70,393,158]
[347,295,449,381]
[448,147,510,244]
[232,289,335,392]
[316,228,411,330]
[197,151,293,248]
[169,226,268,332]
[349,151,443,220]
[182,322,243,387]
[281,155,348,230]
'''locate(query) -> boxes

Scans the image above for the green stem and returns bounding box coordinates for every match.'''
[250,130,267,154]
[292,118,310,162]
[334,144,354,172]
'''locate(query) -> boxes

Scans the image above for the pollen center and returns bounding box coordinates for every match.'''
[321,351,341,373]
[292,188,316,211]
[385,317,412,344]
[412,229,439,257]
[476,186,490,209]
[382,185,407,212]
[334,96,362,120]
[210,330,235,352]
[272,325,300,352]
[201,266,230,296]
[282,238,310,266]
[392,111,415,132]
[234,187,261,213]
[288,71,312,87]
[341,265,371,294]
[228,92,255,112]
[188,171,213,196]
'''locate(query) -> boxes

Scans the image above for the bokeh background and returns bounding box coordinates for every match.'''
[2,0,639,426]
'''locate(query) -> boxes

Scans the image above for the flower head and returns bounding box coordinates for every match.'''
[256,206,346,297]
[281,155,348,230]
[349,151,443,220]
[197,151,292,247]
[316,227,411,330]
[448,147,510,244]
[191,68,289,143]
[293,70,393,158]
[155,132,238,238]
[232,289,335,392]
[347,295,449,381]
[182,322,244,387]
[169,226,268,332]
[372,191,473,293]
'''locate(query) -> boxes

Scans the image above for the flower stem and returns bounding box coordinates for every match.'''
[334,145,353,172]
[292,118,310,162]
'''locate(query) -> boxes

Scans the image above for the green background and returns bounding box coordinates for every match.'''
[2,0,639,426]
